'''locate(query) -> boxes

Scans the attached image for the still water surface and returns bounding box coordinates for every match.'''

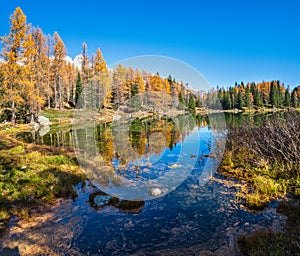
[2,113,285,255]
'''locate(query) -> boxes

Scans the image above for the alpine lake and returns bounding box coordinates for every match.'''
[0,112,289,255]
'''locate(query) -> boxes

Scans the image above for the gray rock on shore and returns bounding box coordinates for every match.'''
[37,116,50,126]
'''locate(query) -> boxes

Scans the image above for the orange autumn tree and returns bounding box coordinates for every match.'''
[112,64,129,108]
[1,7,28,124]
[52,32,67,110]
[150,73,163,91]
[134,70,145,94]
[31,27,51,112]
[92,48,111,108]
[23,29,45,123]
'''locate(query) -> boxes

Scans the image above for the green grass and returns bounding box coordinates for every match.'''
[0,133,85,234]
[220,113,300,209]
[220,113,300,255]
[221,149,299,209]
[40,109,75,124]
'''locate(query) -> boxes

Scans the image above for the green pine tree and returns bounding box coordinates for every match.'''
[284,87,291,107]
[75,72,83,107]
[188,94,196,115]
[250,83,256,95]
[178,91,185,110]
[254,88,263,107]
[222,92,232,110]
[277,82,283,107]
[269,81,277,107]
[167,74,173,85]
[229,87,235,108]
[130,82,138,97]
[244,87,251,108]
[291,90,298,108]
[236,90,244,110]
[196,98,202,108]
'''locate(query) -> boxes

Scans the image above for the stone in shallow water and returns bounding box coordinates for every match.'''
[93,195,112,207]
[151,188,162,196]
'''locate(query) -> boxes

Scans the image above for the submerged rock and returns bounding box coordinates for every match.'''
[151,188,162,196]
[89,191,116,209]
[89,190,145,213]
[93,195,112,207]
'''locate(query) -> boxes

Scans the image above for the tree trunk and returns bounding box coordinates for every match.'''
[54,82,58,109]
[30,106,34,124]
[11,100,15,125]
[48,93,51,109]
[30,113,34,124]
[47,68,51,108]
[59,77,62,111]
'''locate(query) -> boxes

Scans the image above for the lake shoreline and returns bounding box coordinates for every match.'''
[0,173,289,256]
[3,106,299,127]
[1,111,299,255]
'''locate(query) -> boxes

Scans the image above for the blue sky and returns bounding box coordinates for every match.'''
[1,0,300,88]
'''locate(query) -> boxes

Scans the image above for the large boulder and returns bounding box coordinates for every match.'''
[37,116,50,126]
[39,125,50,136]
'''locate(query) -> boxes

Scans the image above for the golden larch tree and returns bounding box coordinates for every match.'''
[134,70,145,94]
[112,64,129,107]
[92,48,112,109]
[163,78,171,95]
[23,27,49,122]
[1,7,28,124]
[32,27,50,112]
[52,32,66,110]
[150,73,163,91]
[23,30,41,122]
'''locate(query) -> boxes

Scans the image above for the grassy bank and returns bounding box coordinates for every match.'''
[220,112,300,209]
[0,128,85,235]
[40,109,75,124]
[218,112,300,254]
